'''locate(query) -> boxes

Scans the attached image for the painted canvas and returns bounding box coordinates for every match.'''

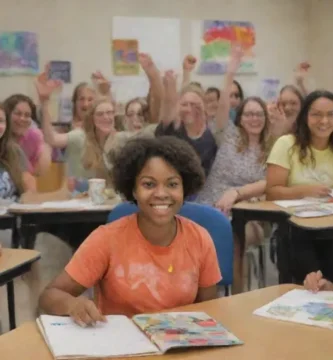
[199,21,255,75]
[112,39,139,76]
[0,32,39,75]
[254,289,333,330]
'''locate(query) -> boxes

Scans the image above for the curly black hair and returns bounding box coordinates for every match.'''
[111,136,205,202]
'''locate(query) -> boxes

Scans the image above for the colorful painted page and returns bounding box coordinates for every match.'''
[132,312,243,353]
[253,289,333,330]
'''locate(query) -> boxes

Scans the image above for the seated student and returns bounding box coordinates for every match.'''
[304,271,333,292]
[266,90,333,284]
[0,103,35,199]
[3,94,51,176]
[39,137,221,325]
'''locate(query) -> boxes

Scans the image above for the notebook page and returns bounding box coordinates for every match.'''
[39,315,160,358]
[133,312,242,353]
[253,289,333,330]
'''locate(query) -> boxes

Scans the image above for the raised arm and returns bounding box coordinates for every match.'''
[215,46,243,131]
[294,62,310,97]
[35,68,68,149]
[181,55,197,89]
[138,53,163,123]
[158,70,179,128]
[91,71,112,100]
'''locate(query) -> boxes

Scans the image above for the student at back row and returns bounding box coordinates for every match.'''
[266,90,333,286]
[39,137,221,325]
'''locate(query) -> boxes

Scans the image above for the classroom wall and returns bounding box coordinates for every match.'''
[0,0,310,104]
[308,0,333,90]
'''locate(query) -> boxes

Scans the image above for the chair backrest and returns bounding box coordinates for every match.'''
[107,202,233,286]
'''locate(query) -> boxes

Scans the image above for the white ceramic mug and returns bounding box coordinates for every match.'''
[88,179,106,205]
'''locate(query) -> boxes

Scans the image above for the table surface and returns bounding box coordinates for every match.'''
[0,285,332,360]
[232,201,286,213]
[289,214,333,229]
[0,248,41,275]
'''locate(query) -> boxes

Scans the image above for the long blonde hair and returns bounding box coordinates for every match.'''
[82,98,114,179]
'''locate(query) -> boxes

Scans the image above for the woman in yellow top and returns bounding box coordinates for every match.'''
[266,90,333,284]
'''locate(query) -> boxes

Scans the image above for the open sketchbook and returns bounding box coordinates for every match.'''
[254,289,333,330]
[37,312,242,359]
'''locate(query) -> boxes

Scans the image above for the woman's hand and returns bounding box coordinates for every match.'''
[215,189,239,214]
[67,296,107,327]
[182,55,197,72]
[302,184,331,198]
[35,64,62,103]
[138,53,155,74]
[294,62,310,84]
[227,45,244,74]
[304,270,332,292]
[91,71,111,96]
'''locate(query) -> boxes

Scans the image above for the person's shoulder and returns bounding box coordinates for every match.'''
[23,127,44,141]
[96,214,136,243]
[177,215,212,245]
[68,128,85,145]
[275,134,296,148]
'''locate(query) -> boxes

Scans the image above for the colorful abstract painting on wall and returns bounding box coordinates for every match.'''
[199,21,256,75]
[112,39,139,76]
[0,32,39,75]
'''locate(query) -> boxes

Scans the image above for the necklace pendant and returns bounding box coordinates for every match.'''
[168,265,173,273]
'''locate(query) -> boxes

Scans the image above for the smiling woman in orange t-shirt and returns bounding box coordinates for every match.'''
[39,136,222,327]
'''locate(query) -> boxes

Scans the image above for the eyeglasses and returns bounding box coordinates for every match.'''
[309,111,333,121]
[12,110,31,119]
[242,111,265,119]
[95,110,114,117]
[127,112,144,118]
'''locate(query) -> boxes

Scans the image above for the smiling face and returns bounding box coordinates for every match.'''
[125,101,145,131]
[75,86,95,121]
[204,91,219,117]
[179,91,205,126]
[134,157,184,227]
[307,97,333,141]
[240,100,266,137]
[279,88,302,121]
[93,101,115,136]
[0,109,6,139]
[10,101,32,137]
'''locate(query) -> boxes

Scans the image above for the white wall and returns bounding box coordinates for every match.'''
[308,0,333,90]
[0,0,309,104]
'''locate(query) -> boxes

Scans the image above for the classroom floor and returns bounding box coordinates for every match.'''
[0,231,278,334]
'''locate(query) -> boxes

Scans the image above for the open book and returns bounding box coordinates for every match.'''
[253,289,333,330]
[37,312,243,359]
[274,199,333,218]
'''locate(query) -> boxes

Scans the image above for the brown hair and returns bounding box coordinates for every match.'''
[3,94,37,124]
[82,98,114,181]
[234,96,271,163]
[0,103,24,193]
[125,97,149,122]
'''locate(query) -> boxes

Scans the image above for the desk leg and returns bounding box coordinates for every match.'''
[7,281,16,330]
[277,223,293,284]
[232,212,247,293]
[11,222,20,249]
[20,224,38,249]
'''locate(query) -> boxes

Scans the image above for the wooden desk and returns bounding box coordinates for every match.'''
[0,248,40,330]
[0,285,332,360]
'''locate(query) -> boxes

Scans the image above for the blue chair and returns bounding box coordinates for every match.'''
[107,202,233,294]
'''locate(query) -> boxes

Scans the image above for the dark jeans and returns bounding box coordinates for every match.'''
[277,226,333,284]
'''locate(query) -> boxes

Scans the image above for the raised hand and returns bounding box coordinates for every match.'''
[267,102,287,124]
[35,64,62,102]
[138,53,154,74]
[227,45,244,74]
[163,70,178,99]
[294,62,310,83]
[91,71,111,95]
[182,55,197,72]
[67,296,107,327]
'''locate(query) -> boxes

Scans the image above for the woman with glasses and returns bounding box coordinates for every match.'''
[197,96,271,293]
[266,90,333,285]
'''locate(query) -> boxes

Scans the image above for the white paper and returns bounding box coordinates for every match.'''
[38,315,159,358]
[254,289,333,330]
[274,199,322,208]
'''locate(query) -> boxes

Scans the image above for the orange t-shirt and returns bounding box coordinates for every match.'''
[65,214,222,317]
